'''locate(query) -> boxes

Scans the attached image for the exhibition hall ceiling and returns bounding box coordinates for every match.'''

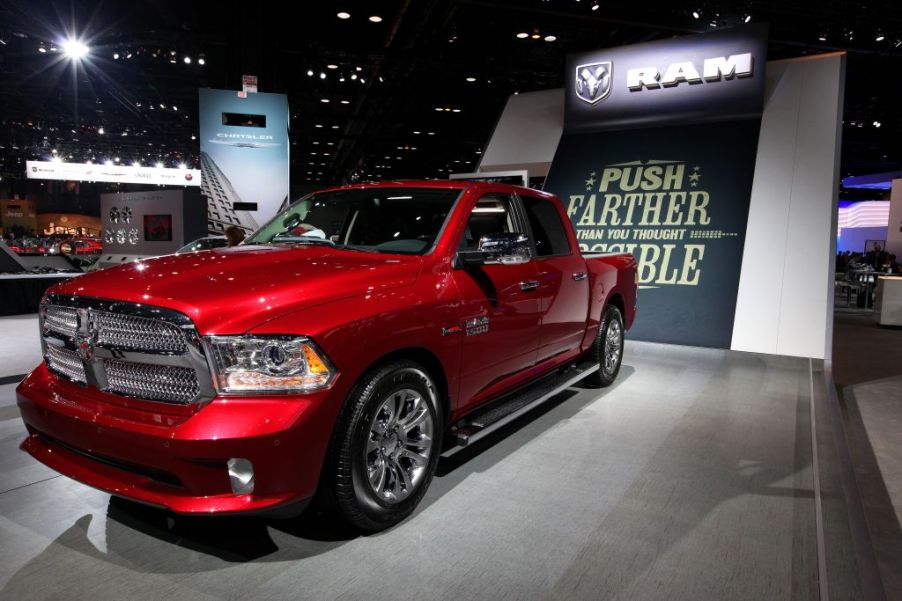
[0,0,897,192]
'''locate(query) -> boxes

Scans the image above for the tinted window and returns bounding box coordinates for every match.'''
[459,194,518,251]
[522,196,570,256]
[245,188,460,255]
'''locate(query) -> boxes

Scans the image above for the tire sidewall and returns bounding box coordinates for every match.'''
[598,306,624,385]
[347,364,442,526]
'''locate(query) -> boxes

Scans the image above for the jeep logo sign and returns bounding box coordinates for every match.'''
[564,24,768,133]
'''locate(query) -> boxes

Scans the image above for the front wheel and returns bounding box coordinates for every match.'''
[584,304,625,387]
[325,360,443,531]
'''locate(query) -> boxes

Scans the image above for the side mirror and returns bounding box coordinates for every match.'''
[454,232,531,268]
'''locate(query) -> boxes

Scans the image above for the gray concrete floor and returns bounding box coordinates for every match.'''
[0,341,840,601]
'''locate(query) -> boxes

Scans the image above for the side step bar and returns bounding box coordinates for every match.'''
[447,360,599,450]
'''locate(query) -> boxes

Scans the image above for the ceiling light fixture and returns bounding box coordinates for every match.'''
[369,15,383,23]
[516,32,529,39]
[465,77,476,82]
[692,9,700,18]
[544,35,557,42]
[198,54,206,65]
[327,64,338,69]
[183,56,192,64]
[592,3,600,11]
[337,11,351,19]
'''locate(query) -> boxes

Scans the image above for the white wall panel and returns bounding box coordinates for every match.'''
[478,89,564,177]
[730,53,845,359]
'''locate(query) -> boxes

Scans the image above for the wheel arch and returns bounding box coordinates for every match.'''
[359,347,451,425]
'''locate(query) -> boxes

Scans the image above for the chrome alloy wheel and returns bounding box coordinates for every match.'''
[365,388,434,503]
[604,318,623,374]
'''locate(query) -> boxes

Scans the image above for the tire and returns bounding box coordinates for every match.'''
[325,360,443,531]
[584,304,625,388]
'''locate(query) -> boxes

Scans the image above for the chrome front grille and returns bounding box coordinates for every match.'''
[104,360,200,404]
[40,296,213,405]
[45,344,87,384]
[93,311,187,353]
[43,305,78,338]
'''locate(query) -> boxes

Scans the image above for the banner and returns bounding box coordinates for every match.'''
[198,89,290,234]
[545,25,767,348]
[26,160,200,187]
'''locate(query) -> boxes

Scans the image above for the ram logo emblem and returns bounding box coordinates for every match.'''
[575,61,613,105]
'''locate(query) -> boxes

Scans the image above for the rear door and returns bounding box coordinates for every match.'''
[520,193,590,363]
[451,192,541,408]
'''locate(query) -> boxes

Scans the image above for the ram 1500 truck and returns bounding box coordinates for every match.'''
[17,181,637,530]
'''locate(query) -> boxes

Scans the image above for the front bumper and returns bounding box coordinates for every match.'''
[17,363,341,515]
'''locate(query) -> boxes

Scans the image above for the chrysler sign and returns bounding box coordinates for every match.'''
[565,24,768,133]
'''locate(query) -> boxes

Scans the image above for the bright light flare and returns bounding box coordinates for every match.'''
[61,38,89,59]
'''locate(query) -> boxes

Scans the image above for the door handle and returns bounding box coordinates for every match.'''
[519,280,539,291]
[573,272,588,281]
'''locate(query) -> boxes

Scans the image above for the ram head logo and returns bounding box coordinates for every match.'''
[575,61,613,104]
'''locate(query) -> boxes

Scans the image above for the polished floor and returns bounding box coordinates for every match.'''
[0,340,849,601]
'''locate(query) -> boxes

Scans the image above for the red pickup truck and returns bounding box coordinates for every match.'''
[17,181,637,530]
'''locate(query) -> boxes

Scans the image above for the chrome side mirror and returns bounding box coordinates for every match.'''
[454,232,531,268]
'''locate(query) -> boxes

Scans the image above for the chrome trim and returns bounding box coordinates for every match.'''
[41,294,214,405]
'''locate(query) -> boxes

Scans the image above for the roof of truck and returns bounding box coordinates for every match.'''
[316,179,556,199]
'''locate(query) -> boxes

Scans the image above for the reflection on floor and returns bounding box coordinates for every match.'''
[0,342,848,601]
[0,314,41,382]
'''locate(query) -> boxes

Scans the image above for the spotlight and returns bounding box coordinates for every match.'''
[516,32,529,38]
[183,55,192,64]
[876,31,885,42]
[337,11,351,19]
[307,69,314,76]
[592,3,599,11]
[321,98,330,103]
[112,52,119,59]
[61,38,89,60]
[744,14,751,23]
[319,72,327,79]
[197,55,205,65]
[98,126,104,135]
[369,15,383,22]
[350,73,358,80]
[531,33,541,39]
[114,156,120,162]
[465,77,476,82]
[38,43,47,53]
[327,64,338,69]
[191,134,196,140]
[818,33,827,41]
[873,121,882,128]
[692,10,700,18]
[544,35,557,42]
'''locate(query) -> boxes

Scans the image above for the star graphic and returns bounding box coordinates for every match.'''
[693,165,701,172]
[585,175,596,190]
[688,172,701,184]
[691,181,698,187]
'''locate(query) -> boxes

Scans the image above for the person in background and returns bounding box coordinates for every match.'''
[225,226,246,247]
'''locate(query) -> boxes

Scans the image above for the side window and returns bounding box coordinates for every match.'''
[458,194,519,251]
[522,196,571,257]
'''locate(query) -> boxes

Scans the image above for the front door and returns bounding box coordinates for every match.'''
[451,193,541,411]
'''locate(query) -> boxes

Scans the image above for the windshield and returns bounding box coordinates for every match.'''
[177,237,228,253]
[245,187,461,255]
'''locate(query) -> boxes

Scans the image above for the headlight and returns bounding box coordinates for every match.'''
[205,336,336,394]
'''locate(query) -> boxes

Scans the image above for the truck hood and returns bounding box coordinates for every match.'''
[50,245,423,334]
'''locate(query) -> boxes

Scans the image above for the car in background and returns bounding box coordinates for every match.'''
[54,238,103,255]
[176,236,228,253]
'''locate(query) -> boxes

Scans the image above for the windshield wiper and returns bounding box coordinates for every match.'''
[270,234,335,246]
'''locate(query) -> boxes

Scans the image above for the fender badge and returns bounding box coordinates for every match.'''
[442,325,462,337]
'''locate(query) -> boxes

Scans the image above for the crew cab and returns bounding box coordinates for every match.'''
[17,181,637,530]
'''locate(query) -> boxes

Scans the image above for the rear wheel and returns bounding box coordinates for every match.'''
[584,304,624,387]
[325,360,443,531]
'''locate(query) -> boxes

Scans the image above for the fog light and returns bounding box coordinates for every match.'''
[227,458,254,494]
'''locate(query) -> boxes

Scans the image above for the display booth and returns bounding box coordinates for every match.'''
[477,25,845,360]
